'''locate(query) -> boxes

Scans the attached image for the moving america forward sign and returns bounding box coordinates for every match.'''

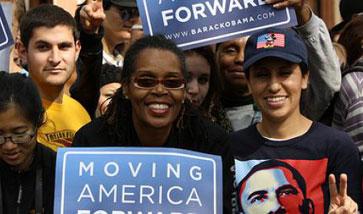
[54,147,223,214]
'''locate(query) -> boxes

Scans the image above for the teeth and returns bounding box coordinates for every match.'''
[149,104,168,110]
[267,97,286,102]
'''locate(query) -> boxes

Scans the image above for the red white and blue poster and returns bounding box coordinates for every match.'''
[234,159,328,213]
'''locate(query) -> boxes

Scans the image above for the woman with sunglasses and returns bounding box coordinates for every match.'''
[72,35,235,213]
[0,72,56,214]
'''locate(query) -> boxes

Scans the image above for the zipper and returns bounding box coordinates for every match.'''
[16,184,22,214]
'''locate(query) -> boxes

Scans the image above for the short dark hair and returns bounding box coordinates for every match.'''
[19,4,79,48]
[99,64,122,89]
[0,72,44,128]
[122,35,186,83]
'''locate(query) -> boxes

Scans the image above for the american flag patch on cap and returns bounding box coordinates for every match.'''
[257,33,285,49]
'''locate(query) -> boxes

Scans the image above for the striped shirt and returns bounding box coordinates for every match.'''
[332,60,363,153]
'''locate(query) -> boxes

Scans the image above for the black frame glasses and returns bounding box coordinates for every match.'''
[132,77,185,90]
[0,132,36,145]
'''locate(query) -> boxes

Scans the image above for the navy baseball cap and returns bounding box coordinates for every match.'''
[243,27,308,72]
[110,0,137,7]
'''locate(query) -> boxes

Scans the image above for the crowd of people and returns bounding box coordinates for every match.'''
[0,0,362,213]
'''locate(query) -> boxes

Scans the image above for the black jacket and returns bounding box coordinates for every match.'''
[0,143,56,214]
[73,110,235,214]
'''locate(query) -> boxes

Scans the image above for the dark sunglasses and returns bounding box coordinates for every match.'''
[115,6,139,21]
[133,77,185,89]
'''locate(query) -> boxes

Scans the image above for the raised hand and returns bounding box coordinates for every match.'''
[264,0,305,9]
[328,173,358,214]
[265,0,310,25]
[80,0,106,34]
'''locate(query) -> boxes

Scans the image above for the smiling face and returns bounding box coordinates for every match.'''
[217,37,249,93]
[123,48,186,130]
[20,25,80,91]
[0,106,37,171]
[240,168,304,214]
[186,53,211,106]
[247,57,308,122]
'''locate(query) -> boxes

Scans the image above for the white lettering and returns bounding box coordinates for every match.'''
[167,163,180,178]
[77,211,90,214]
[229,0,243,12]
[140,185,155,204]
[77,184,95,202]
[258,0,266,5]
[121,185,136,203]
[190,166,202,181]
[104,162,119,177]
[162,9,174,26]
[167,186,183,205]
[175,6,192,23]
[79,162,94,176]
[152,163,156,178]
[159,186,163,204]
[205,0,226,16]
[99,185,117,203]
[129,162,142,177]
[192,3,207,19]
[186,188,202,206]
[244,0,257,8]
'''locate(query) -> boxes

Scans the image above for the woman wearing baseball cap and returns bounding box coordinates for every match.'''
[230,27,361,213]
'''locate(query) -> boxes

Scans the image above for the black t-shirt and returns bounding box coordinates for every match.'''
[73,116,235,214]
[229,122,362,213]
[0,143,56,214]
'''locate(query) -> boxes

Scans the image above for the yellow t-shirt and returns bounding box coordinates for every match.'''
[37,94,91,151]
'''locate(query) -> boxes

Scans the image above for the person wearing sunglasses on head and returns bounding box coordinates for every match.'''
[72,0,141,118]
[84,0,140,68]
[0,72,56,214]
[72,35,235,213]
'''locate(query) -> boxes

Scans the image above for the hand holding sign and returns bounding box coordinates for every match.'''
[265,0,311,25]
[80,0,106,34]
[328,173,358,214]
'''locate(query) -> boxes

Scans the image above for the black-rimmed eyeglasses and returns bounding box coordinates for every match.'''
[0,132,36,145]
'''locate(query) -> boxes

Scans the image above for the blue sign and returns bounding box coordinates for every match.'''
[137,0,297,50]
[0,3,13,51]
[54,147,223,214]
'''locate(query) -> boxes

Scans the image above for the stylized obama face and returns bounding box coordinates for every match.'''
[240,168,305,214]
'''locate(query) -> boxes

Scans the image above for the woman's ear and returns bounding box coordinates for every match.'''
[301,70,309,90]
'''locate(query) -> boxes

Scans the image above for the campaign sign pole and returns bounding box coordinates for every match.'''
[0,3,13,51]
[54,147,223,214]
[136,0,297,50]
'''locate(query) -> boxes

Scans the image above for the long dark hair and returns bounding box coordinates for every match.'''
[0,71,44,128]
[184,46,221,118]
[103,35,209,147]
